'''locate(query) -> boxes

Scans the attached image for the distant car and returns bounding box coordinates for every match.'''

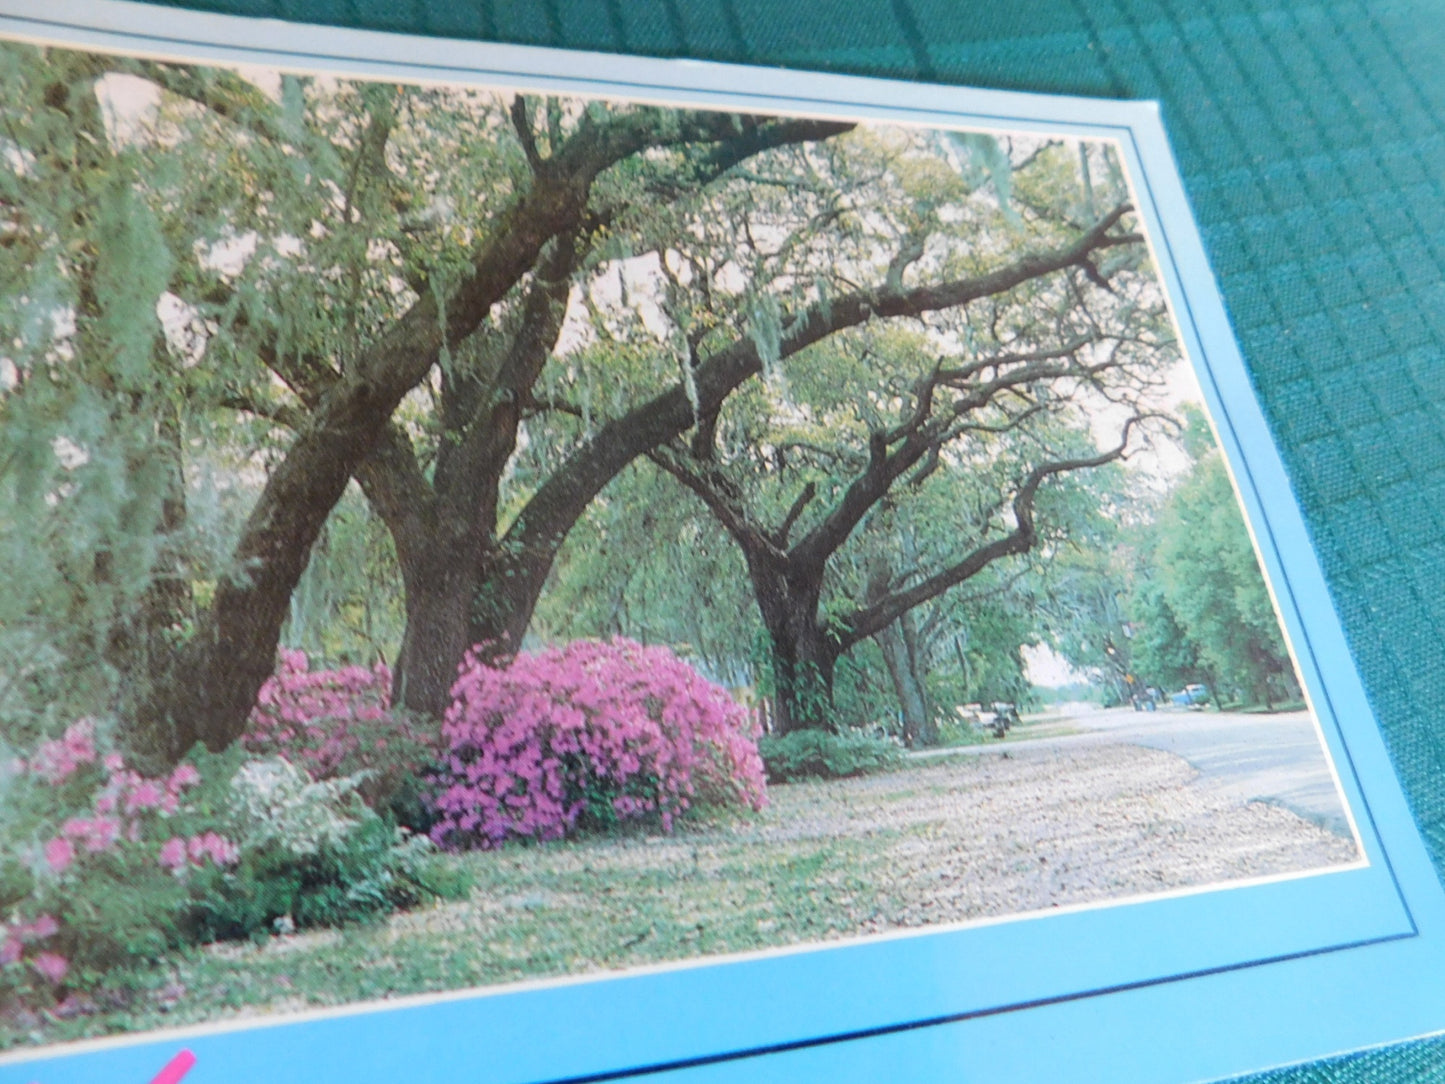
[1170,683,1210,708]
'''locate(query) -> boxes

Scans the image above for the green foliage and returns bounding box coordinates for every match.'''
[945,132,1020,226]
[756,730,903,783]
[829,643,904,731]
[1036,400,1300,711]
[217,754,469,932]
[1127,578,1202,691]
[932,712,993,748]
[192,815,468,942]
[282,488,407,666]
[1150,451,1295,707]
[534,462,759,685]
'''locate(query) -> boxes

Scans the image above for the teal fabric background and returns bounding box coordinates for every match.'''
[128,0,1445,1078]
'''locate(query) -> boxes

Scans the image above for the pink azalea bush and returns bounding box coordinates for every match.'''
[2,715,464,1020]
[0,721,238,1012]
[430,639,767,850]
[243,649,434,810]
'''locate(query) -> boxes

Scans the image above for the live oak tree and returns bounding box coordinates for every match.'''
[626,132,1178,734]
[564,134,1175,735]
[2,43,855,755]
[1,43,1175,759]
[649,347,1165,734]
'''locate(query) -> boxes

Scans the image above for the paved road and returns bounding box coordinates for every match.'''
[919,705,1355,838]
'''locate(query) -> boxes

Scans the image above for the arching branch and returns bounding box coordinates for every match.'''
[834,417,1150,651]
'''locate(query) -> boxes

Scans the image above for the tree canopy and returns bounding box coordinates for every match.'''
[0,41,1302,766]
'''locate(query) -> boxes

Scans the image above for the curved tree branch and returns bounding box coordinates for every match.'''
[504,201,1145,591]
[835,417,1148,651]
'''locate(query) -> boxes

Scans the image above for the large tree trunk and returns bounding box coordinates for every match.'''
[160,416,370,758]
[153,110,751,757]
[109,413,196,766]
[391,530,485,719]
[743,551,836,735]
[467,545,553,659]
[763,616,838,736]
[877,613,935,747]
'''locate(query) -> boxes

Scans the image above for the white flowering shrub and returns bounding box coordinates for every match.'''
[228,757,368,857]
[190,754,470,942]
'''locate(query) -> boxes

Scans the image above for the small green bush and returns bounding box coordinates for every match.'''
[194,756,469,942]
[192,816,469,942]
[935,716,989,748]
[756,730,903,783]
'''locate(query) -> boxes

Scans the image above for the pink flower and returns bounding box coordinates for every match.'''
[199,832,239,867]
[158,837,186,871]
[125,781,163,813]
[27,719,101,782]
[93,816,121,850]
[241,650,406,784]
[103,752,125,772]
[168,763,200,790]
[44,836,74,873]
[64,719,95,754]
[63,816,119,852]
[25,914,58,940]
[30,741,75,784]
[31,952,68,984]
[430,639,766,850]
[0,936,21,965]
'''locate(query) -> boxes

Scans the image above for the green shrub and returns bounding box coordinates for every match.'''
[756,730,904,783]
[935,716,989,748]
[193,756,469,942]
[192,816,468,942]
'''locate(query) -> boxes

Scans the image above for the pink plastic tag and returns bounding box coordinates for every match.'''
[148,1049,197,1084]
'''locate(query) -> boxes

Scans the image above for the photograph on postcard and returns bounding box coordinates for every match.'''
[0,36,1360,1052]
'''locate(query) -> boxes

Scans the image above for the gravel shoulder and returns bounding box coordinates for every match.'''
[705,740,1359,925]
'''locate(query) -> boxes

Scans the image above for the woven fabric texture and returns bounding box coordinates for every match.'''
[120,0,1445,1078]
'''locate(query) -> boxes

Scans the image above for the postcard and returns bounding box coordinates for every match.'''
[0,3,1443,1082]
